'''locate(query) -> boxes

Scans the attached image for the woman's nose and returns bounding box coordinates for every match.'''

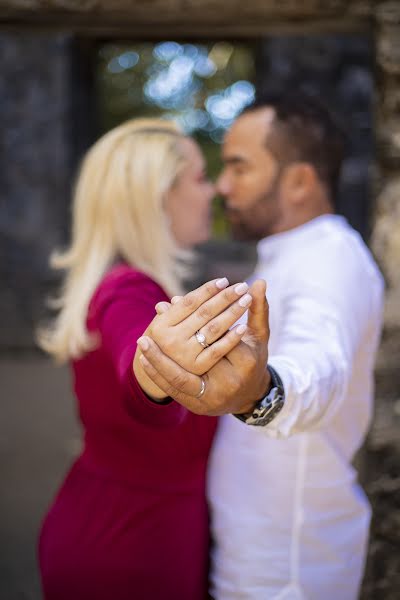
[207,182,216,199]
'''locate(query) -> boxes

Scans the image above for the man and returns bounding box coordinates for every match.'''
[138,94,384,599]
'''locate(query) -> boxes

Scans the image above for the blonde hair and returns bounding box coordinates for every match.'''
[38,118,190,363]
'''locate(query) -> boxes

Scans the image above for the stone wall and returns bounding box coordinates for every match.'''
[0,34,95,349]
[362,4,400,598]
[373,2,400,331]
[0,33,71,348]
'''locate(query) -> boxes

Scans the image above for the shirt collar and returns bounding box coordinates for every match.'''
[256,214,348,264]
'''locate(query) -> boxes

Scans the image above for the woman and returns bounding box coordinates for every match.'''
[38,119,252,600]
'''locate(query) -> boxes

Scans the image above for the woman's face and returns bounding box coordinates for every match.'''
[165,138,215,248]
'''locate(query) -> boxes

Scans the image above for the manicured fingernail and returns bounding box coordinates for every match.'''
[137,337,149,351]
[235,324,247,335]
[155,301,169,314]
[139,354,150,367]
[234,282,248,295]
[216,277,229,289]
[171,296,182,304]
[239,293,252,307]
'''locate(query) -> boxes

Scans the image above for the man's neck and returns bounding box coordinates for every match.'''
[272,197,334,236]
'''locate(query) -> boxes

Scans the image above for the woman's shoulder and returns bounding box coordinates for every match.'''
[89,263,169,321]
[101,262,167,293]
[101,263,157,289]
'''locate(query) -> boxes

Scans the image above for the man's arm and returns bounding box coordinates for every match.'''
[139,249,383,435]
[263,251,384,438]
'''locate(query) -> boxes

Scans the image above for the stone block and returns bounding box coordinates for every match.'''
[0,33,93,349]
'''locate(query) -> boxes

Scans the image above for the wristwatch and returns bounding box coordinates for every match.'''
[234,365,285,426]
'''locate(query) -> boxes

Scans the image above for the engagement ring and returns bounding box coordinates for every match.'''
[195,330,209,349]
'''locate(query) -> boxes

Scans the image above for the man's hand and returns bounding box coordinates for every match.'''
[137,279,271,416]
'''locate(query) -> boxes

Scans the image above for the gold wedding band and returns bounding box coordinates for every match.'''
[195,376,206,399]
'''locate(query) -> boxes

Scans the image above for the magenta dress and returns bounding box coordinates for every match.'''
[38,264,217,600]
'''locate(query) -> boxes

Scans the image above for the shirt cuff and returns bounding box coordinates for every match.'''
[261,357,302,439]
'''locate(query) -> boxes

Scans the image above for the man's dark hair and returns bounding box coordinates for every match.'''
[243,92,346,203]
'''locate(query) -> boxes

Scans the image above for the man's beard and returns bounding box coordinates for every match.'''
[224,170,284,242]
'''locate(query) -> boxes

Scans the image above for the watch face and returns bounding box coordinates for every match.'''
[247,386,284,426]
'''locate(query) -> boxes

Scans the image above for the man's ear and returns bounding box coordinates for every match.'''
[281,163,317,205]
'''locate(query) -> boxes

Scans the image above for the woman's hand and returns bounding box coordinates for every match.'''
[133,277,253,399]
[137,279,271,415]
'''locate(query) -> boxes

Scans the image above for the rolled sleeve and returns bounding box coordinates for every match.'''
[260,246,382,438]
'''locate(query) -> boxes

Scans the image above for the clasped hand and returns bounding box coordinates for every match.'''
[134,277,271,416]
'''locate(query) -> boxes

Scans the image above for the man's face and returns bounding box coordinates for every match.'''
[216,109,285,241]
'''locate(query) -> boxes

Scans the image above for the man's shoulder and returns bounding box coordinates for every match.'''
[280,222,384,313]
[296,219,382,283]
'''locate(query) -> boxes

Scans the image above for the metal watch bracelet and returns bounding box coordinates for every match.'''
[233,365,285,427]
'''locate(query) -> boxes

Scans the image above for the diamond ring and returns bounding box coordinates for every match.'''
[195,330,209,349]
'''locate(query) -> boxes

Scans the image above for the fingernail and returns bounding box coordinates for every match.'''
[139,354,149,367]
[137,337,149,351]
[235,324,247,335]
[155,301,169,314]
[239,293,252,307]
[171,296,182,304]
[216,277,229,289]
[234,282,249,295]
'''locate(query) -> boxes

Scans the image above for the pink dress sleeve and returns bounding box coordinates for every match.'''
[87,265,187,428]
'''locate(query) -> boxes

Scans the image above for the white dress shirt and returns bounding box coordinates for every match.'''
[208,215,384,600]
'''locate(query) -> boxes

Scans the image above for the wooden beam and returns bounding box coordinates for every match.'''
[0,1,373,36]
[0,14,372,38]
